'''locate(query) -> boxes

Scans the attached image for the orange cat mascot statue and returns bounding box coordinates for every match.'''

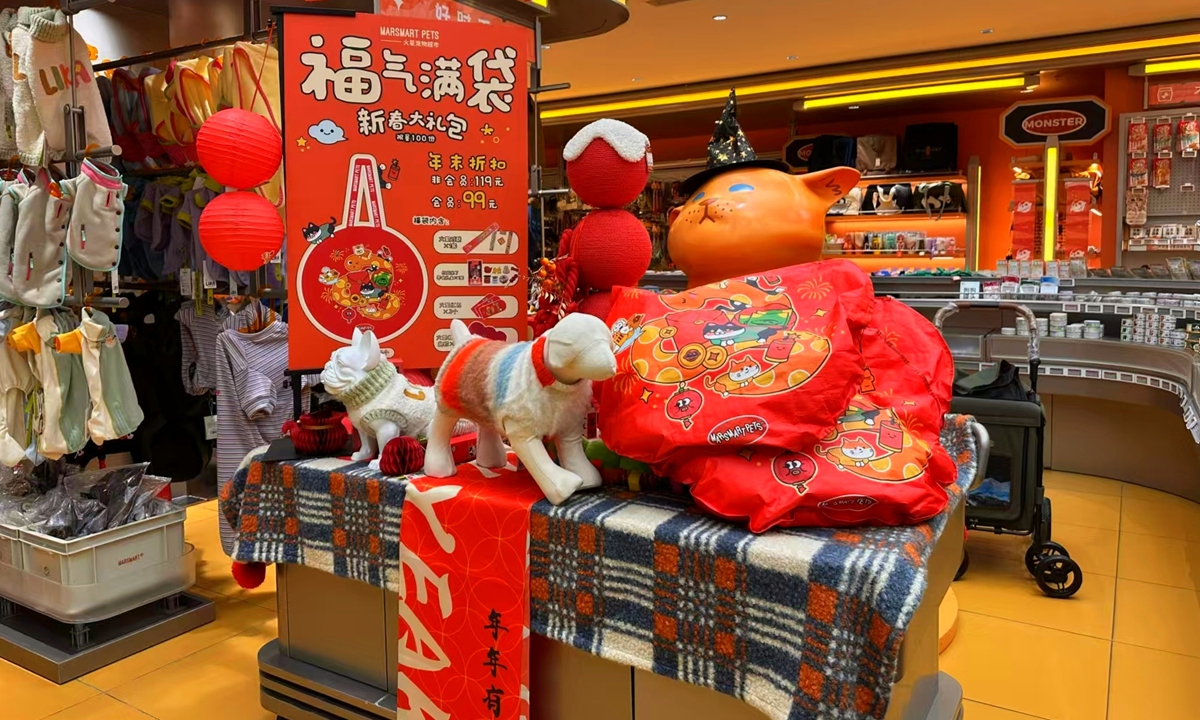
[667,90,861,287]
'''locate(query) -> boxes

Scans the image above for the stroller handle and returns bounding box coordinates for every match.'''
[933,301,1041,363]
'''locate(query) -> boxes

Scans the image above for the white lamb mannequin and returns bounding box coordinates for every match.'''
[424,314,617,505]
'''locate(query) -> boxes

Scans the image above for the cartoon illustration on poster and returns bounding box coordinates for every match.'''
[282,11,530,370]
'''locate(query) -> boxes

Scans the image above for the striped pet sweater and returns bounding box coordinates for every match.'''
[435,336,562,429]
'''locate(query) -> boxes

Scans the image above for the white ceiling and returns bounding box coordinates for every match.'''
[541,0,1200,100]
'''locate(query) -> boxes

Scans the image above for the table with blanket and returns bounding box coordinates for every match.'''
[219,415,980,720]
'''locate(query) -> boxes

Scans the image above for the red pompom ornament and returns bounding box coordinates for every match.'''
[198,191,284,271]
[196,108,282,190]
[379,436,426,476]
[564,119,651,208]
[231,560,267,589]
[569,209,651,291]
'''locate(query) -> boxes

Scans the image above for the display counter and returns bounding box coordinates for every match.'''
[877,276,1200,500]
[222,417,985,720]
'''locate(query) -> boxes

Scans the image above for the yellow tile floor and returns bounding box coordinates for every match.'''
[2,470,1200,719]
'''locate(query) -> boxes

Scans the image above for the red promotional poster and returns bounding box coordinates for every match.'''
[280,11,531,371]
[1062,178,1092,262]
[397,460,543,720]
[1010,181,1038,260]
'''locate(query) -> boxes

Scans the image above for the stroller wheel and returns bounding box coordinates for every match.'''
[955,551,969,581]
[1035,555,1083,598]
[1025,541,1069,576]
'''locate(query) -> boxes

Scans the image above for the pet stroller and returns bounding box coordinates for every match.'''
[934,301,1083,598]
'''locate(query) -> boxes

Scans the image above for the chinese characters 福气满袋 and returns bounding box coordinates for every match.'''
[300,34,519,116]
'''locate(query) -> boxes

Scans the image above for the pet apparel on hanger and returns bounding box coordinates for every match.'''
[0,172,31,303]
[13,168,72,308]
[8,310,90,459]
[10,8,111,165]
[62,160,126,272]
[53,308,144,444]
[0,305,33,465]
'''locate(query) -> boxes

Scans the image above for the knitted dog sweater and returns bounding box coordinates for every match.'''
[11,8,111,165]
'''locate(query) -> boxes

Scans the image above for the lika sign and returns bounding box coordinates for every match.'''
[1001,96,1111,147]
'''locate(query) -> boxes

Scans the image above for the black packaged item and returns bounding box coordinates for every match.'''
[856,135,899,174]
[808,135,856,172]
[866,183,913,215]
[903,123,958,172]
[915,181,967,218]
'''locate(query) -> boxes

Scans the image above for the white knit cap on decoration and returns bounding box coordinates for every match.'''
[563,118,650,164]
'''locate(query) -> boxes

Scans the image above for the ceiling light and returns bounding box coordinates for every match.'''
[848,105,860,109]
[540,33,1200,121]
[981,29,994,34]
[802,75,1030,110]
[1021,86,1036,92]
[1138,56,1200,75]
[632,78,641,82]
[787,55,798,61]
[713,14,727,21]
[541,44,550,50]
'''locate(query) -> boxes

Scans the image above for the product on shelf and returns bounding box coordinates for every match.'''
[1154,120,1174,154]
[1129,119,1149,155]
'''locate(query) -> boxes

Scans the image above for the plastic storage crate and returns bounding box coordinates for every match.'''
[0,507,195,624]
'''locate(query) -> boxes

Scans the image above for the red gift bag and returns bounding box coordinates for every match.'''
[598,260,875,467]
[668,297,957,532]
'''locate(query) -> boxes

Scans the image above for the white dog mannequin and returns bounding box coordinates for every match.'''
[321,328,436,471]
[423,314,617,505]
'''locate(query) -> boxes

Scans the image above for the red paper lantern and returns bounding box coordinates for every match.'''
[199,191,284,271]
[196,108,282,190]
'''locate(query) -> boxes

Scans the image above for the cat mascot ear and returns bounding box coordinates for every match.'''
[798,167,862,211]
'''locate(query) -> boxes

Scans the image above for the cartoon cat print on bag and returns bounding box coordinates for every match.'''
[704,357,764,397]
[813,399,931,483]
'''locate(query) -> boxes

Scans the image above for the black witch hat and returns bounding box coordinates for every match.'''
[680,89,790,196]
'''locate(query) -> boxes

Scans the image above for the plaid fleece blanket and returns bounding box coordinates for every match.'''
[221,416,978,720]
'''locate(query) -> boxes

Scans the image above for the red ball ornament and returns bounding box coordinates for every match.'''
[564,119,651,208]
[196,108,282,190]
[231,561,266,589]
[198,191,284,271]
[570,209,651,292]
[379,436,426,476]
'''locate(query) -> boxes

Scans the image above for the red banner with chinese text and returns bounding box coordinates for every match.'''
[397,459,542,720]
[1062,178,1092,262]
[1010,180,1038,261]
[280,12,531,370]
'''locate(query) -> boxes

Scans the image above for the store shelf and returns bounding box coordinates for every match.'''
[823,251,965,259]
[826,212,968,223]
[1126,245,1200,252]
[850,172,968,184]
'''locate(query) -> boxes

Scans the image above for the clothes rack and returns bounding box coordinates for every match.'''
[93,28,274,73]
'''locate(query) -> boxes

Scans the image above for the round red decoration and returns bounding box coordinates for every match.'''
[570,209,651,292]
[231,561,266,589]
[380,436,426,476]
[199,191,284,271]
[196,108,282,190]
[566,139,651,208]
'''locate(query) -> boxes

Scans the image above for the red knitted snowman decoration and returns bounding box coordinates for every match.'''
[534,120,652,335]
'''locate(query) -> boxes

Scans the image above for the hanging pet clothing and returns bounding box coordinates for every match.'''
[0,305,33,466]
[218,41,284,210]
[62,159,126,272]
[54,308,144,444]
[0,171,31,302]
[13,168,72,308]
[144,71,190,166]
[8,310,89,459]
[10,8,111,165]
